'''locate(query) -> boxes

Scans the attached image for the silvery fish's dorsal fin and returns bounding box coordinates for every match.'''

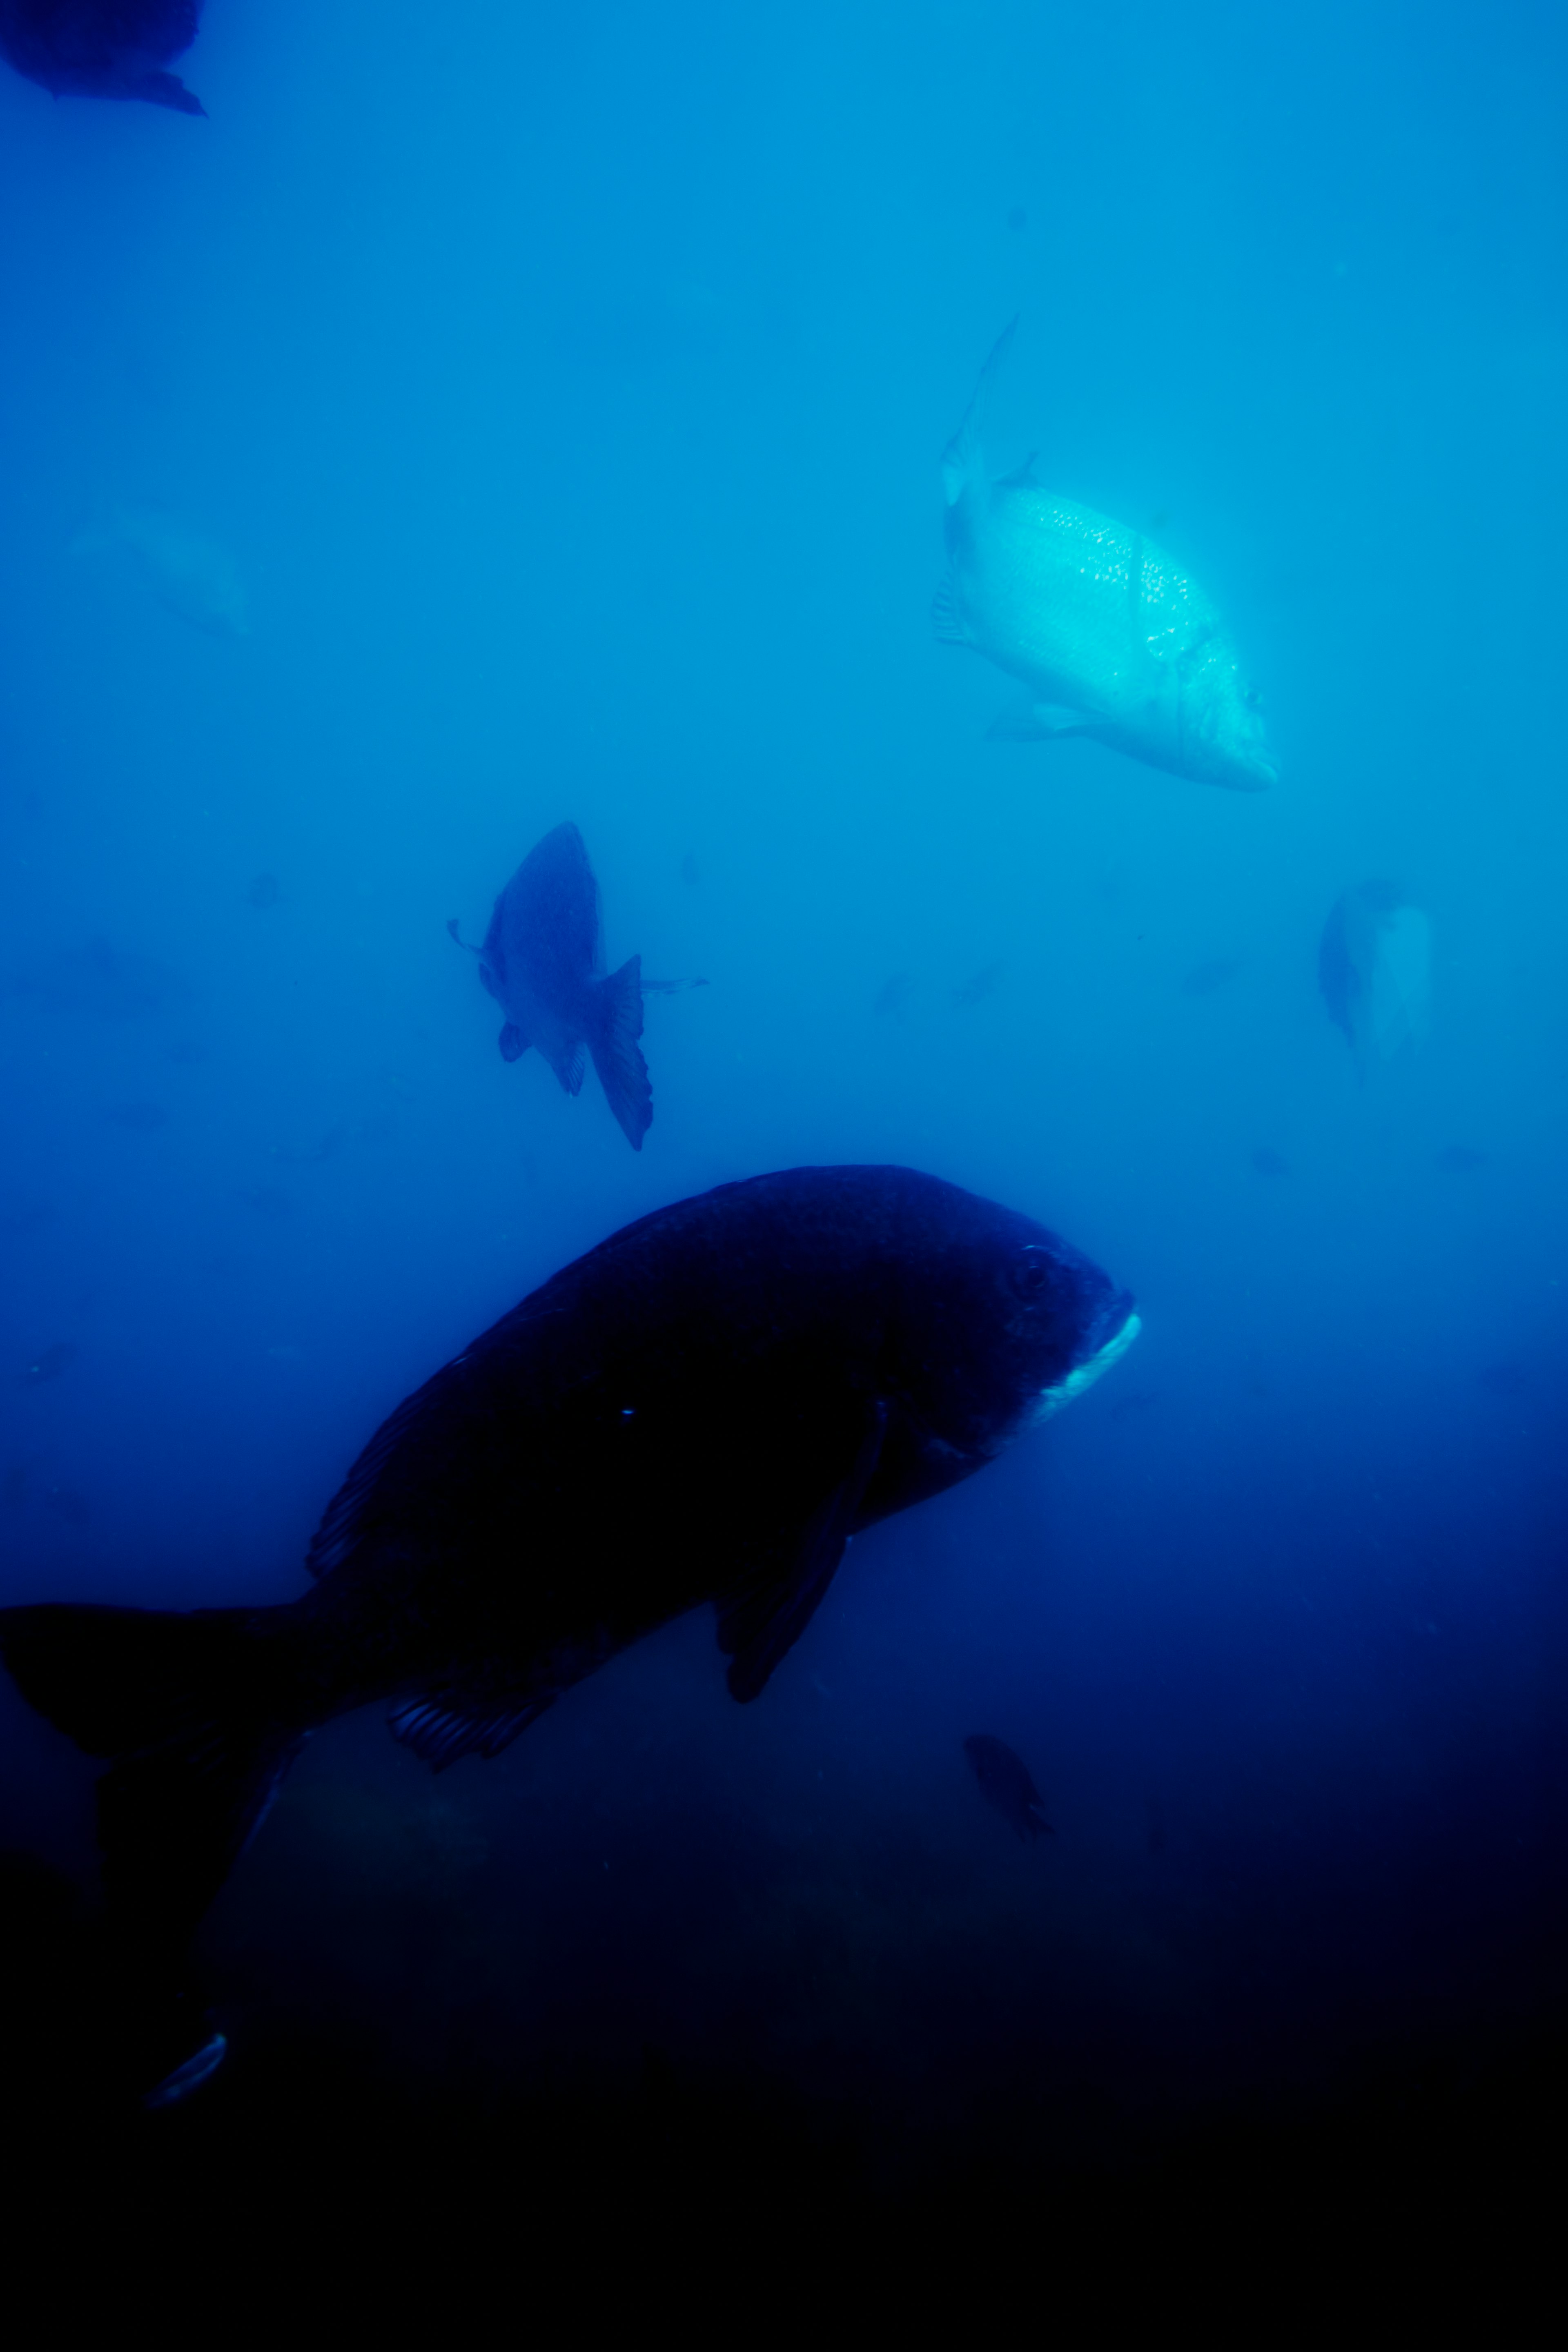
[941,315,1019,507]
[716,1398,888,1702]
[388,1688,557,1771]
[932,565,969,645]
[996,450,1040,489]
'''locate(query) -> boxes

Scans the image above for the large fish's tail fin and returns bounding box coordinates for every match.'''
[941,315,1020,508]
[590,955,653,1151]
[0,1603,303,1944]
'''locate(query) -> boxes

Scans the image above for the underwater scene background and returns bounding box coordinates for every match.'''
[1,0,1564,2274]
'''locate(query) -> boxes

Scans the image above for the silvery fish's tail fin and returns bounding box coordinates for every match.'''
[0,1603,303,1945]
[941,315,1019,507]
[590,955,652,1151]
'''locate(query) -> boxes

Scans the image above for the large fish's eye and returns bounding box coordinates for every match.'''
[1009,1245,1057,1303]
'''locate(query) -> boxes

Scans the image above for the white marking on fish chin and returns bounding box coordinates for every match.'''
[1030,1311,1141,1424]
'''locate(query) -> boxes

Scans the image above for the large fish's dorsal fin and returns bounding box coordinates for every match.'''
[941,316,1020,507]
[387,1686,557,1770]
[996,450,1040,489]
[716,1399,888,1702]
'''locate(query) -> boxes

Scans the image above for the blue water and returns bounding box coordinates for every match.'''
[2,0,1564,2258]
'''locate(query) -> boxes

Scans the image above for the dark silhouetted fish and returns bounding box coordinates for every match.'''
[1182,958,1241,998]
[1319,881,1430,1068]
[1251,1147,1288,1178]
[450,824,654,1151]
[0,0,205,112]
[964,1734,1054,1842]
[1437,1145,1485,1174]
[0,1166,1136,2098]
[18,1343,77,1389]
[873,973,914,1018]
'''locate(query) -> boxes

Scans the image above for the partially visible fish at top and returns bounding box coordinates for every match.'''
[934,323,1276,792]
[964,1734,1054,1843]
[0,0,207,114]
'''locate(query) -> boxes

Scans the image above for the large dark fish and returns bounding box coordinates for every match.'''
[1319,880,1431,1069]
[0,1166,1136,2096]
[450,823,653,1150]
[0,0,206,114]
[964,1733,1053,1842]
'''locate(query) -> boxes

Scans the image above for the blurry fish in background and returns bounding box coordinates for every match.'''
[450,822,658,1152]
[1251,1147,1288,1178]
[17,1342,77,1389]
[245,875,281,910]
[1182,957,1241,997]
[964,1734,1054,1843]
[73,508,248,638]
[873,972,915,1018]
[1319,880,1431,1069]
[953,960,1006,1009]
[1437,1145,1485,1174]
[0,0,206,113]
[3,938,192,1020]
[935,323,1276,791]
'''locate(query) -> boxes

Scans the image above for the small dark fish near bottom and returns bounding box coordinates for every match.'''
[964,1733,1054,1842]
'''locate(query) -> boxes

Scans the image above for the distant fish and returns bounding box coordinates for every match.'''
[1182,957,1241,997]
[450,823,655,1152]
[0,0,206,112]
[935,323,1276,791]
[3,939,192,1021]
[76,508,247,638]
[873,973,914,1018]
[1319,880,1431,1068]
[1437,1145,1485,1174]
[953,960,1006,1009]
[1251,1147,1288,1178]
[964,1735,1054,1842]
[18,1343,77,1389]
[107,1102,169,1133]
[245,875,281,910]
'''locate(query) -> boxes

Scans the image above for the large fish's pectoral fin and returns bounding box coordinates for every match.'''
[133,73,206,117]
[446,918,483,956]
[499,1023,530,1062]
[387,1686,558,1771]
[986,700,1094,742]
[716,1398,888,1703]
[539,1036,586,1094]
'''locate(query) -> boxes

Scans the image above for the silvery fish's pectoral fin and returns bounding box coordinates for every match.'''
[986,701,1093,742]
[932,566,970,646]
[716,1399,888,1703]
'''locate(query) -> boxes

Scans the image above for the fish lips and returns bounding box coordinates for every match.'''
[1029,1292,1140,1423]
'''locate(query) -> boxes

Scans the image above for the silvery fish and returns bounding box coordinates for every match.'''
[934,324,1276,792]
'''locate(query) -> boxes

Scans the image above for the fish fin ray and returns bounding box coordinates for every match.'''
[716,1399,888,1703]
[539,1036,587,1094]
[388,1688,557,1770]
[589,956,652,1150]
[940,315,1019,506]
[932,566,969,645]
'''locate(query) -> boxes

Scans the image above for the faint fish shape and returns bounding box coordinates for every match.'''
[964,1733,1054,1842]
[935,323,1276,791]
[77,507,248,638]
[1319,880,1430,1068]
[18,1343,77,1389]
[1182,957,1241,997]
